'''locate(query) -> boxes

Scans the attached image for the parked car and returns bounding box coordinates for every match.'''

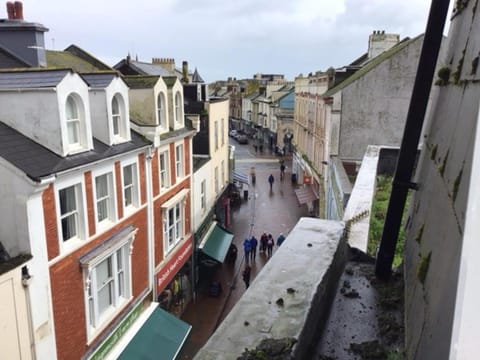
[237,134,248,144]
[229,129,238,138]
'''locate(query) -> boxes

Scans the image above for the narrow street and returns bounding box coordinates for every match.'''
[178,140,309,359]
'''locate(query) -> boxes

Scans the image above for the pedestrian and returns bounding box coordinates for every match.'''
[243,238,251,265]
[277,233,286,247]
[242,265,251,289]
[268,174,275,191]
[250,235,258,262]
[260,232,268,253]
[280,163,286,180]
[266,234,274,257]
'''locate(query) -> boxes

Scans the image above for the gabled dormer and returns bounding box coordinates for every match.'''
[81,72,131,145]
[123,75,170,136]
[163,76,184,131]
[0,69,93,157]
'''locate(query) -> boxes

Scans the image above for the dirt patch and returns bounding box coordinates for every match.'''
[237,337,297,360]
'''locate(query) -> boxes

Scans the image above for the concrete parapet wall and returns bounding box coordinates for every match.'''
[195,217,346,359]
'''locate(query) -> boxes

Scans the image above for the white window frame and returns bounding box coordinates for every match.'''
[214,121,219,150]
[221,160,225,189]
[175,91,182,124]
[200,179,206,211]
[175,144,184,179]
[221,118,225,146]
[162,193,187,253]
[159,150,170,190]
[214,166,219,194]
[121,159,140,215]
[93,166,117,230]
[55,176,87,253]
[65,93,86,153]
[80,227,136,341]
[157,92,166,128]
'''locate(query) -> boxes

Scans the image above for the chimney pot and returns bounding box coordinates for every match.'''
[14,1,23,20]
[6,2,14,19]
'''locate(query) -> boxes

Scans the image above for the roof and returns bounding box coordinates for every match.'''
[124,60,176,77]
[81,72,120,88]
[47,50,101,73]
[192,68,204,83]
[323,34,422,98]
[163,76,178,88]
[0,45,31,68]
[0,69,71,89]
[0,121,151,182]
[123,75,160,89]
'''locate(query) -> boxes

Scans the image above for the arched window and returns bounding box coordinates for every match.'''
[66,95,80,146]
[157,93,166,127]
[175,92,182,123]
[112,96,121,136]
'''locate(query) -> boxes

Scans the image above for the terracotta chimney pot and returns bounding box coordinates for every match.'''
[14,1,23,20]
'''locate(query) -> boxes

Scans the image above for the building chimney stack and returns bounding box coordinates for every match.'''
[14,1,23,20]
[6,2,15,19]
[182,61,189,83]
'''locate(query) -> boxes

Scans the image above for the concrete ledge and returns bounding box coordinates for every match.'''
[195,217,346,359]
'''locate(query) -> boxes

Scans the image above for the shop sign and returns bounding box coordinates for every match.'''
[156,238,193,293]
[88,302,142,360]
[304,175,312,184]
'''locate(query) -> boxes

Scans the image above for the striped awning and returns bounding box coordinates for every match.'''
[233,170,250,185]
[295,185,319,205]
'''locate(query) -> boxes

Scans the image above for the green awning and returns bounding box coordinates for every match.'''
[199,223,234,263]
[118,307,191,360]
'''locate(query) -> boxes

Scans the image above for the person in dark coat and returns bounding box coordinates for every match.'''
[277,233,286,247]
[260,232,268,253]
[266,234,274,257]
[250,236,258,262]
[268,174,275,191]
[242,265,251,289]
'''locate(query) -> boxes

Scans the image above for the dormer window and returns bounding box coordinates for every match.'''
[157,93,166,127]
[64,93,88,154]
[111,94,127,142]
[112,96,121,136]
[66,95,80,146]
[175,91,182,123]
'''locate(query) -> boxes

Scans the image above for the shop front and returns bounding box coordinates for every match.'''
[156,238,193,317]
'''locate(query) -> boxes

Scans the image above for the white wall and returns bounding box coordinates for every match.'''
[192,161,211,232]
[404,3,480,358]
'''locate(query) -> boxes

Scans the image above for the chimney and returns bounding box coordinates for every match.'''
[6,2,15,19]
[14,1,23,20]
[0,1,48,67]
[182,61,189,83]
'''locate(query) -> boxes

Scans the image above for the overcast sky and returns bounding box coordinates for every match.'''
[18,0,451,82]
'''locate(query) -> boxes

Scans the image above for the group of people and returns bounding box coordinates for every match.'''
[241,232,286,288]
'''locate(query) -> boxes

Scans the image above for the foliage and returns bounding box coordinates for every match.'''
[368,176,411,267]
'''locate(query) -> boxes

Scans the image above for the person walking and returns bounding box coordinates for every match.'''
[242,265,251,289]
[260,232,268,253]
[243,238,251,265]
[266,234,274,257]
[277,233,286,247]
[268,174,275,191]
[280,161,286,180]
[250,235,258,262]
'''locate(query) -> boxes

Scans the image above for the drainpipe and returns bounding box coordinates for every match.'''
[375,0,450,280]
[145,146,155,299]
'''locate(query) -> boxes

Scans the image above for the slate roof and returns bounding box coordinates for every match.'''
[323,35,422,98]
[0,122,151,182]
[0,45,31,68]
[192,68,204,83]
[81,72,119,88]
[126,61,176,77]
[123,75,160,89]
[0,69,71,89]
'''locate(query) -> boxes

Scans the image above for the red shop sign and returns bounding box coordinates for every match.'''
[156,237,193,293]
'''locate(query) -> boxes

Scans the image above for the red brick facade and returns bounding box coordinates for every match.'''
[43,184,59,260]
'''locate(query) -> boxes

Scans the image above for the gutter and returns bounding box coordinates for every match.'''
[375,0,450,280]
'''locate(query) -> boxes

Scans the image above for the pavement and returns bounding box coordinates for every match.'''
[178,144,309,359]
